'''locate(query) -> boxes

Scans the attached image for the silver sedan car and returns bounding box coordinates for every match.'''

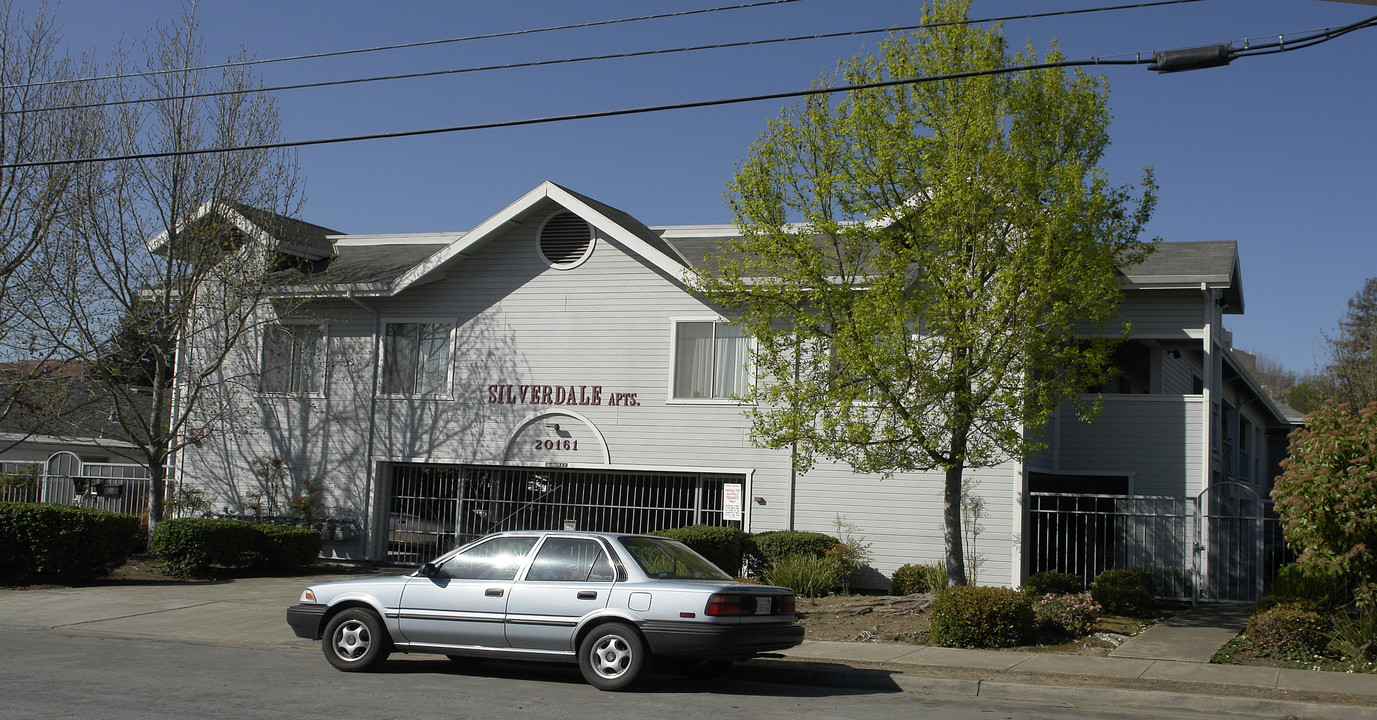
[286,531,803,690]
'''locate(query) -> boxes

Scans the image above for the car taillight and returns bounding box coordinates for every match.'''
[781,596,795,615]
[705,594,742,616]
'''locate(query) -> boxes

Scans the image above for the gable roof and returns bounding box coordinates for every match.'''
[146,201,344,260]
[258,184,1247,316]
[1118,240,1243,313]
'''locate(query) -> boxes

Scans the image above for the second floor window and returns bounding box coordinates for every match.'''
[382,322,452,395]
[261,323,325,394]
[673,321,748,400]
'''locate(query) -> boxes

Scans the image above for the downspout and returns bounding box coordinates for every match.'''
[346,292,382,559]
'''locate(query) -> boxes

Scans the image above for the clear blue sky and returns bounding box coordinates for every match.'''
[38,0,1377,374]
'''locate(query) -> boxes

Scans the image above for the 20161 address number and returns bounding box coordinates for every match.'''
[535,439,578,451]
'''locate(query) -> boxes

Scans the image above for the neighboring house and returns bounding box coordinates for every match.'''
[0,363,152,514]
[173,182,1298,598]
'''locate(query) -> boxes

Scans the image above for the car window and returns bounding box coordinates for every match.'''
[526,537,614,582]
[436,536,537,580]
[618,536,733,580]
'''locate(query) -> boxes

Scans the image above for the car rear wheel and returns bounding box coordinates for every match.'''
[578,622,648,691]
[323,608,391,672]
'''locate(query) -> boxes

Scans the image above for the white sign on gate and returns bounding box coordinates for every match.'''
[723,483,743,521]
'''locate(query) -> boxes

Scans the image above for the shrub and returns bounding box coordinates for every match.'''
[0,502,144,585]
[889,563,932,595]
[922,562,950,594]
[1245,606,1330,659]
[1328,603,1377,663]
[1033,593,1102,636]
[1090,568,1156,616]
[650,525,747,575]
[929,585,1035,648]
[763,553,839,598]
[151,518,262,577]
[256,524,323,571]
[1272,401,1377,603]
[1024,570,1084,596]
[1256,592,1324,614]
[744,530,837,576]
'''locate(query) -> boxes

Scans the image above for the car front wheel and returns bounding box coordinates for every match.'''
[323,608,392,672]
[578,622,648,691]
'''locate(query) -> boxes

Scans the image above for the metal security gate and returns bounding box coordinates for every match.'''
[1026,486,1290,603]
[385,463,743,564]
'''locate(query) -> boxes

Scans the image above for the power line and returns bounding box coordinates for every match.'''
[2,0,808,91]
[14,0,1212,116]
[6,9,1371,171]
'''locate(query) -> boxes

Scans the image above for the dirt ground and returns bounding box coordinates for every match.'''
[794,592,1136,655]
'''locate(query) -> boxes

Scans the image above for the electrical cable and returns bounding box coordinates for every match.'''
[6,0,1207,97]
[5,8,1372,171]
[3,0,807,91]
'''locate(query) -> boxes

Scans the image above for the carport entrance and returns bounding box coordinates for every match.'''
[384,463,744,564]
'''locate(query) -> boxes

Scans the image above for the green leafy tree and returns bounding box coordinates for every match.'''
[693,0,1155,586]
[1326,278,1377,408]
[1273,401,1377,603]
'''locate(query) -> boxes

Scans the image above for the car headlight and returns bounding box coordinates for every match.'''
[299,588,317,603]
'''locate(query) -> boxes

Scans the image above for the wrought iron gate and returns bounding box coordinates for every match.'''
[385,463,743,564]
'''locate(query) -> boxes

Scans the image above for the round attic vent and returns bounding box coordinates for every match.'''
[539,212,594,268]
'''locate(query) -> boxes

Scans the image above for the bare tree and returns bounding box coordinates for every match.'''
[0,0,104,437]
[25,4,301,532]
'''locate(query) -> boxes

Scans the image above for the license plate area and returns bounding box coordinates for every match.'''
[755,596,772,615]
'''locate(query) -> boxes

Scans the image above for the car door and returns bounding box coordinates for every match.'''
[396,535,538,650]
[505,536,617,653]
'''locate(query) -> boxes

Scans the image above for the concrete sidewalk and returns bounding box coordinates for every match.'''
[3,574,1375,719]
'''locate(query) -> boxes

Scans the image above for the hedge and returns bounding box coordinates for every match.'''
[1090,568,1157,616]
[151,518,321,577]
[649,525,747,575]
[0,502,145,585]
[929,585,1036,648]
[744,530,837,576]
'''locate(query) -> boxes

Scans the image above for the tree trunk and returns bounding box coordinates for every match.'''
[943,462,969,586]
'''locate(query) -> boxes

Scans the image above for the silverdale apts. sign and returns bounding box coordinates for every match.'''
[486,383,640,407]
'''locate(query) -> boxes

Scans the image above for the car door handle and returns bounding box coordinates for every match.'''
[577,591,597,600]
[485,588,504,597]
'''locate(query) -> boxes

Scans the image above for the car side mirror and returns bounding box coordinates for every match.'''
[418,561,440,578]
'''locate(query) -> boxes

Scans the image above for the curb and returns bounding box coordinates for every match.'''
[738,658,1377,720]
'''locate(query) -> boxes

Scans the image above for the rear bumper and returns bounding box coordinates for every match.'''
[286,604,327,640]
[640,620,805,660]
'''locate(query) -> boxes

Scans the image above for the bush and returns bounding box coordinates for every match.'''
[151,518,262,577]
[763,553,839,598]
[1273,401,1377,603]
[923,562,950,594]
[0,502,144,585]
[1090,568,1156,616]
[1245,606,1330,659]
[1033,593,1102,636]
[1256,593,1323,614]
[744,530,837,576]
[1328,603,1377,663]
[1024,570,1084,596]
[929,585,1035,648]
[256,524,323,571]
[889,563,933,595]
[650,525,747,575]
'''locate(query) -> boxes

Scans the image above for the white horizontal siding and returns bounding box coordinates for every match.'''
[1034,395,1204,496]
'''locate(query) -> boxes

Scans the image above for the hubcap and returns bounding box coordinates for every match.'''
[590,634,631,678]
[334,619,370,661]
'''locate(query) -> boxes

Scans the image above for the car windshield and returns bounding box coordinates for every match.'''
[618,536,733,580]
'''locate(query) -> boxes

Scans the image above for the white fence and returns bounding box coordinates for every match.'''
[1,454,153,516]
[1026,483,1291,603]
